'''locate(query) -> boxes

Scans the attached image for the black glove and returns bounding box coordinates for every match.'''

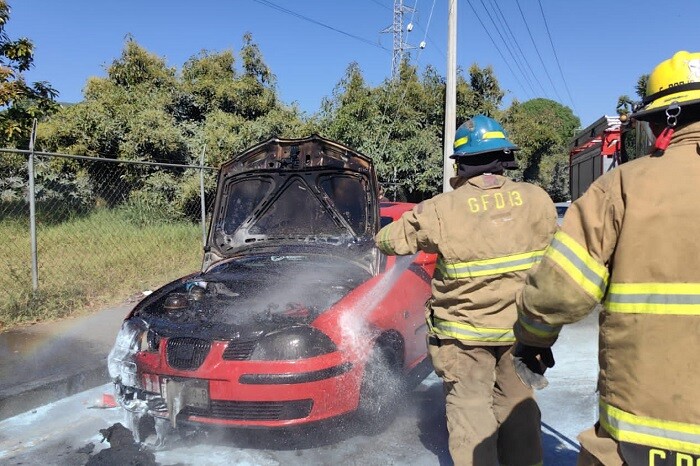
[511,343,555,390]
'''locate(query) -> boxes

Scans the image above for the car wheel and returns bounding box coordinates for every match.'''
[356,343,405,426]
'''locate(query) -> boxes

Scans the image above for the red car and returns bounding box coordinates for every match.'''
[107,135,436,442]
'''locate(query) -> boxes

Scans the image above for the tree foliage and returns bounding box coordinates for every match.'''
[319,61,504,201]
[617,74,650,116]
[503,98,579,201]
[8,33,581,217]
[635,74,649,99]
[0,0,58,147]
[35,34,315,220]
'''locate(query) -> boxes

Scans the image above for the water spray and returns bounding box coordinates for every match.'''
[339,254,417,359]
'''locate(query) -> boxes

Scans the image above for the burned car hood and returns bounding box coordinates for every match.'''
[205,135,379,267]
[132,253,373,341]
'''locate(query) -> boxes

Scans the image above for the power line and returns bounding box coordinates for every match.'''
[485,0,548,98]
[537,0,578,113]
[408,0,419,26]
[367,0,391,10]
[413,0,443,58]
[402,0,442,58]
[374,0,438,166]
[465,0,532,98]
[478,0,543,96]
[251,0,389,52]
[421,0,437,49]
[514,0,563,102]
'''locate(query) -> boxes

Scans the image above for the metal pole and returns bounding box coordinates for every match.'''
[199,146,207,248]
[442,0,457,193]
[28,119,39,291]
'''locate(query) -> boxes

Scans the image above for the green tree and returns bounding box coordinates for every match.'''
[635,74,649,99]
[503,98,580,201]
[616,94,634,117]
[319,61,505,200]
[0,0,60,213]
[37,34,309,219]
[616,74,650,117]
[0,0,58,147]
[464,64,504,118]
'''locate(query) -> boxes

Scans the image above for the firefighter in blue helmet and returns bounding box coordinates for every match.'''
[375,115,557,465]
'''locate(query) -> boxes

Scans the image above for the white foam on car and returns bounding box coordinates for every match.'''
[107,321,142,387]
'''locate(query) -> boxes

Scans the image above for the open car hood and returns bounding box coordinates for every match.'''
[205,136,379,267]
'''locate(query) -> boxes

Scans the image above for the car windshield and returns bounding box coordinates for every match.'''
[223,174,369,238]
[250,177,346,236]
[223,177,274,234]
[319,175,368,233]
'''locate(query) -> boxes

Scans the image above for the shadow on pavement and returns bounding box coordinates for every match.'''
[415,379,581,466]
[415,377,452,465]
[542,422,580,465]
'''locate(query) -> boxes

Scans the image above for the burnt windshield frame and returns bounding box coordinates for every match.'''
[223,177,273,234]
[319,174,369,235]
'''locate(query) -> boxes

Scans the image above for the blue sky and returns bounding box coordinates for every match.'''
[7,0,700,127]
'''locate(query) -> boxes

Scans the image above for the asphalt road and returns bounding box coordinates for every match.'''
[0,313,598,466]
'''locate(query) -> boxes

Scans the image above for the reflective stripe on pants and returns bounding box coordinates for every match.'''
[429,316,515,343]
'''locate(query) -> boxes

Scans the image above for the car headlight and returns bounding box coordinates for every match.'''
[138,328,160,352]
[250,326,337,360]
[108,318,148,385]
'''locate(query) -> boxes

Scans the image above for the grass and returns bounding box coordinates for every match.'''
[0,208,203,329]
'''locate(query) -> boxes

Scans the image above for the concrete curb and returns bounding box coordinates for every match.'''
[0,302,131,421]
[0,363,110,420]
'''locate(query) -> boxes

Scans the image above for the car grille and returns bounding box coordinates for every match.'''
[166,337,211,370]
[222,339,257,360]
[182,399,314,421]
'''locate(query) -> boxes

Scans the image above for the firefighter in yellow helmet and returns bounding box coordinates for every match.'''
[375,115,557,466]
[513,50,700,465]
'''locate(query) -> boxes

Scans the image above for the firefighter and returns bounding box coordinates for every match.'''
[513,50,700,465]
[375,115,557,466]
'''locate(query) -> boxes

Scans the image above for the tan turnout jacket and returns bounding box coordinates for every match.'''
[515,121,700,456]
[376,174,557,346]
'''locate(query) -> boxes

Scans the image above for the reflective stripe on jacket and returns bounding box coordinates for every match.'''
[428,315,515,343]
[599,400,700,455]
[515,121,700,455]
[605,282,700,315]
[436,250,545,279]
[375,173,557,346]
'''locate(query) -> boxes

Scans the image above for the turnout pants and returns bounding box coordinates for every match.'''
[576,422,700,466]
[428,340,543,466]
[576,424,624,466]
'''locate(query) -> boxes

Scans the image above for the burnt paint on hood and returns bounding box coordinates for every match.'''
[205,136,380,267]
[133,252,372,340]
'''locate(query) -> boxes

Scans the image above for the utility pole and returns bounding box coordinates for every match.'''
[443,0,457,192]
[382,0,415,79]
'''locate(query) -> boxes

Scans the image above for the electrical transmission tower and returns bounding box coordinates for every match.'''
[382,0,415,79]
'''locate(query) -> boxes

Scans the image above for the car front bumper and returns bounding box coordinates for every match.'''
[115,341,363,428]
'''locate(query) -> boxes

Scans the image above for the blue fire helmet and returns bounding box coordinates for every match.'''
[450,115,519,159]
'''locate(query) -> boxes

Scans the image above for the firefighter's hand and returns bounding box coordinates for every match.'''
[511,343,555,390]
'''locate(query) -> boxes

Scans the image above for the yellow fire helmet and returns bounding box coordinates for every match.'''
[632,50,700,123]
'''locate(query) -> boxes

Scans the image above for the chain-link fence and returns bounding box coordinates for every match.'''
[0,148,217,327]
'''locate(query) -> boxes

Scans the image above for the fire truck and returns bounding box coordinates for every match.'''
[568,115,654,200]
